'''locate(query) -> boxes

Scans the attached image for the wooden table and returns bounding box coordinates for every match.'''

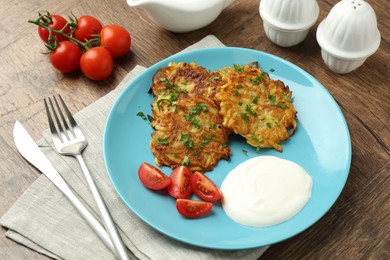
[1,0,389,259]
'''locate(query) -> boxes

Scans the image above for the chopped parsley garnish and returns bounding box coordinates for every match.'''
[242,112,250,122]
[268,94,276,105]
[180,134,203,149]
[202,135,216,144]
[245,104,258,117]
[236,84,243,89]
[242,149,248,156]
[190,116,201,129]
[252,96,258,104]
[182,156,190,166]
[157,99,172,110]
[189,102,207,115]
[266,122,272,128]
[250,74,264,84]
[157,137,169,144]
[270,68,275,72]
[233,64,244,72]
[160,77,173,89]
[252,134,263,145]
[136,111,147,120]
[187,102,207,129]
[184,140,195,148]
[170,91,178,101]
[180,133,190,142]
[277,102,286,109]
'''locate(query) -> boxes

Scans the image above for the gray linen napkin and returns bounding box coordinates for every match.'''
[1,35,268,259]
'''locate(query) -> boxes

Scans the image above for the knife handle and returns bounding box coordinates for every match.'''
[52,176,117,257]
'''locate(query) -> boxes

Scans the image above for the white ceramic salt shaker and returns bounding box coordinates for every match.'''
[259,0,320,47]
[316,0,381,74]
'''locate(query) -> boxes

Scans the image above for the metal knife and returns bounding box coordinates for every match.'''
[13,121,117,257]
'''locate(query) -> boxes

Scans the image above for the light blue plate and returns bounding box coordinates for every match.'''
[103,47,351,250]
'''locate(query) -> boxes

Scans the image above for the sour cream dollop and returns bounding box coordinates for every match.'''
[221,156,312,227]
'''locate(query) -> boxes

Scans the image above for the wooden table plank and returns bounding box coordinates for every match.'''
[1,0,389,259]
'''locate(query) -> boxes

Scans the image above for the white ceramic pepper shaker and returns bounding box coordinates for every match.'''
[316,0,381,74]
[259,0,320,47]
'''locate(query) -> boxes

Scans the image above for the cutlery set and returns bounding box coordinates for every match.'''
[13,95,130,260]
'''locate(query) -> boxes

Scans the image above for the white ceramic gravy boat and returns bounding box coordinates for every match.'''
[127,0,235,33]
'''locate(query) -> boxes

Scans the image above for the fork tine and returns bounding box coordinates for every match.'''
[44,98,58,139]
[57,94,78,129]
[53,95,76,139]
[47,96,69,141]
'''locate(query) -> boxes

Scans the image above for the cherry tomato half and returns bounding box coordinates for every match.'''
[138,162,171,190]
[100,25,131,58]
[190,171,223,202]
[49,41,81,73]
[73,15,102,43]
[38,14,71,43]
[176,199,213,218]
[80,47,113,81]
[167,166,192,199]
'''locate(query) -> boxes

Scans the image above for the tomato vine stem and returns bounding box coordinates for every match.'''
[28,12,100,52]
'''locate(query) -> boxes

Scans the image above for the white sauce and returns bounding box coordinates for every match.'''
[221,156,312,227]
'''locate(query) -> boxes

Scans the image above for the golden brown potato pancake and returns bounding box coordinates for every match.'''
[148,61,297,172]
[150,62,225,117]
[215,62,297,152]
[150,96,231,172]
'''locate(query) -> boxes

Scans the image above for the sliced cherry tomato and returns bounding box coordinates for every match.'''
[38,14,71,43]
[176,199,213,218]
[49,41,81,73]
[80,46,113,80]
[167,166,192,199]
[190,171,223,202]
[138,162,171,190]
[73,15,102,42]
[100,25,131,58]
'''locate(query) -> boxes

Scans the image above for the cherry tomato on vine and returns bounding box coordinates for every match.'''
[176,199,213,218]
[73,15,102,42]
[138,162,171,190]
[80,47,113,80]
[100,25,131,58]
[49,41,81,73]
[38,14,71,43]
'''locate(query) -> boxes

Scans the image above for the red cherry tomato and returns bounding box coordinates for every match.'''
[176,199,213,218]
[100,25,131,58]
[73,15,103,42]
[167,166,192,199]
[49,41,81,73]
[38,14,71,43]
[138,163,171,190]
[190,171,223,202]
[80,47,113,80]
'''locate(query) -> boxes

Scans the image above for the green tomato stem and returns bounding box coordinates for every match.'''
[28,12,99,52]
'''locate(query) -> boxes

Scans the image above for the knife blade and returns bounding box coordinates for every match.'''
[13,121,117,257]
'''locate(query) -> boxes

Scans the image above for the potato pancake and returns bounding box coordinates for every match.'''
[148,61,297,172]
[150,62,225,117]
[150,96,231,172]
[215,62,297,152]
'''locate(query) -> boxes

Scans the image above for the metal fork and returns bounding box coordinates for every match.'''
[44,95,130,260]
